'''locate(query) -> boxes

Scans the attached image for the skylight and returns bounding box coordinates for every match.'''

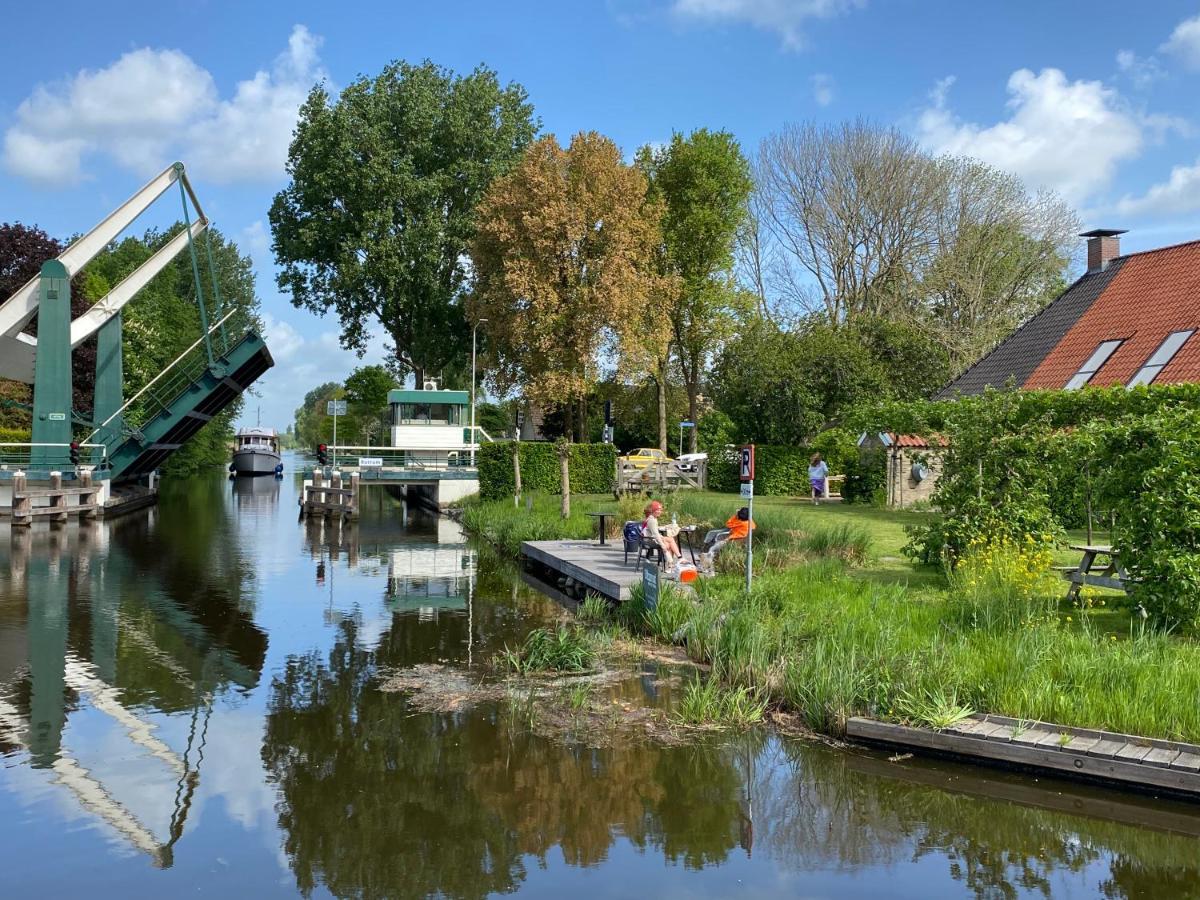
[1064,339,1124,390]
[1128,330,1195,387]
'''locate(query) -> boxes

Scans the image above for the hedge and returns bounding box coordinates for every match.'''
[479,441,617,500]
[708,430,864,498]
[0,428,32,443]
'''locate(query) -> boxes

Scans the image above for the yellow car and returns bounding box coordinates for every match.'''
[621,447,674,470]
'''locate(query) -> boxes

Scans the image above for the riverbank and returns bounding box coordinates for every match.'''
[460,493,1200,745]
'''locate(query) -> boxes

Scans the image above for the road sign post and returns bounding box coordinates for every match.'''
[678,420,695,457]
[327,400,347,466]
[740,445,755,593]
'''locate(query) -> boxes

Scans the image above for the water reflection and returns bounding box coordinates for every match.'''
[0,466,1198,898]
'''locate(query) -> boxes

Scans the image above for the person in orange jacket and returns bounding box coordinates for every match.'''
[699,507,754,574]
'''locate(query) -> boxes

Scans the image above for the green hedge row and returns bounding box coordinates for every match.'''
[479,441,617,500]
[707,430,867,499]
[0,427,32,443]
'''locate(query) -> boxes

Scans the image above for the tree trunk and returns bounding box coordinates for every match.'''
[578,396,587,443]
[513,443,522,507]
[563,402,575,444]
[656,357,669,453]
[558,442,570,519]
[687,383,699,454]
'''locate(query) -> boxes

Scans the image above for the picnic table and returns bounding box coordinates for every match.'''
[1061,544,1128,599]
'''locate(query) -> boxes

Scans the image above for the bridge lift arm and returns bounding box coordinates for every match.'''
[0,162,208,384]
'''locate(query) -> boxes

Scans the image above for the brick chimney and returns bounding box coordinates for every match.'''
[1081,228,1126,274]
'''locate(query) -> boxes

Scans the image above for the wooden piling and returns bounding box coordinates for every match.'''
[11,471,30,526]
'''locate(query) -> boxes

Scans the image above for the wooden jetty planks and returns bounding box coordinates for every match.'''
[847,716,1200,799]
[521,540,645,601]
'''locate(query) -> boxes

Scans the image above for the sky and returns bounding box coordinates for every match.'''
[2,0,1199,430]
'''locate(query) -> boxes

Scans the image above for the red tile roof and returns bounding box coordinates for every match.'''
[889,433,949,449]
[1024,240,1200,389]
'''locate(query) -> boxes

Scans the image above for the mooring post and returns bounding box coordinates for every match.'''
[12,471,30,527]
[329,470,342,519]
[49,471,67,524]
[311,469,325,514]
[80,469,98,520]
[348,472,360,520]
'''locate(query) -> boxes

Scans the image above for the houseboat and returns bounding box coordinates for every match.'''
[231,426,281,476]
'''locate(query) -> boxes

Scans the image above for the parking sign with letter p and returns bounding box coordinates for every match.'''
[740,445,754,482]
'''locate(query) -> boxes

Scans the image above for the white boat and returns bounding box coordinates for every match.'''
[231,426,281,476]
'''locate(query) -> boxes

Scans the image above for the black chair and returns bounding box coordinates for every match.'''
[622,521,666,569]
[638,537,667,570]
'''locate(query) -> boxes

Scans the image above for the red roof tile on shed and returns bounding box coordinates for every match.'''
[1024,240,1200,389]
[889,433,949,448]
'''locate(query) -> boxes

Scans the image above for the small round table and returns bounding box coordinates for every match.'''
[586,512,616,545]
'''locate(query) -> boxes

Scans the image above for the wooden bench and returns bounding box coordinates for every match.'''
[1063,544,1128,599]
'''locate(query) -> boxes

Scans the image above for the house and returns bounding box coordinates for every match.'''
[387,382,473,467]
[939,230,1200,397]
[857,432,948,508]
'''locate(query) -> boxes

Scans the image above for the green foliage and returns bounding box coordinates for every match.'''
[674,678,766,728]
[458,492,594,556]
[478,441,616,500]
[842,447,886,505]
[272,60,537,379]
[706,444,815,495]
[498,626,594,673]
[712,316,949,445]
[865,385,1200,627]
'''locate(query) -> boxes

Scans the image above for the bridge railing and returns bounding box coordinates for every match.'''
[0,443,110,478]
[92,308,256,442]
[320,445,479,471]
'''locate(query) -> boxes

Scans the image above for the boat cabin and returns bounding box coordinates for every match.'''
[236,427,279,452]
[387,386,472,467]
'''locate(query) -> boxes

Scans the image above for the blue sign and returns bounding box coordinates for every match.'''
[679,421,695,427]
[642,562,659,610]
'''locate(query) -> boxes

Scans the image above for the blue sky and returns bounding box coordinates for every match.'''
[2,0,1199,429]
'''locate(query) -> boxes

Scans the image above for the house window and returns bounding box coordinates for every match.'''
[1064,339,1124,390]
[1128,330,1195,387]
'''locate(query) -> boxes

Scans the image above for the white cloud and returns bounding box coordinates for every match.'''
[261,312,304,362]
[1117,157,1200,217]
[672,0,863,48]
[916,68,1145,205]
[1115,49,1164,89]
[3,25,323,186]
[1162,13,1200,69]
[810,72,834,106]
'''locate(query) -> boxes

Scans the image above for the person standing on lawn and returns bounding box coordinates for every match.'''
[808,452,829,505]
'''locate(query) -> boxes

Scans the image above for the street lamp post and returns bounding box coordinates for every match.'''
[471,319,488,466]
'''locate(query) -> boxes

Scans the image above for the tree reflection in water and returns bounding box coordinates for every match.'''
[264,624,1200,900]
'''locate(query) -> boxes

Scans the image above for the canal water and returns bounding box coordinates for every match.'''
[1,458,1198,899]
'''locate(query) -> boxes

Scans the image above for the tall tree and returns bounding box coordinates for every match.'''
[470,132,660,441]
[270,60,538,385]
[344,364,397,442]
[640,130,753,452]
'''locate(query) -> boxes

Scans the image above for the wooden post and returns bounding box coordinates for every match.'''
[312,469,325,513]
[49,471,67,524]
[80,469,99,520]
[329,471,342,519]
[348,472,360,520]
[12,471,30,527]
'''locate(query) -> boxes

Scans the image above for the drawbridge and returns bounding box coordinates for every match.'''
[0,162,272,485]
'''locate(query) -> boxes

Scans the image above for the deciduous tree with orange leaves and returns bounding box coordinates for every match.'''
[470,132,667,441]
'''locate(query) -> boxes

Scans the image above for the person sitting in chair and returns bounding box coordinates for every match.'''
[699,507,754,574]
[642,500,680,566]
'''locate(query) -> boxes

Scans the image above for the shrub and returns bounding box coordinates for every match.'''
[498,626,594,673]
[478,441,616,500]
[708,444,816,495]
[945,535,1060,631]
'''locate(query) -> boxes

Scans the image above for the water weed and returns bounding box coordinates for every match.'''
[675,677,767,728]
[498,626,595,674]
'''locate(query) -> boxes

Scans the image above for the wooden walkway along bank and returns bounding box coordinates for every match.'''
[11,471,100,526]
[848,714,1200,799]
[521,540,647,602]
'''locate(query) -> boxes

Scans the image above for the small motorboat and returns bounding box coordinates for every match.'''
[231,426,281,476]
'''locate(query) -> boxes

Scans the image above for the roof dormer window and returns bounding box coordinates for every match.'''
[1064,339,1124,390]
[1128,330,1195,387]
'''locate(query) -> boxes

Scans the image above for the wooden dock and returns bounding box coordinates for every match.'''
[11,471,100,525]
[848,714,1200,799]
[300,470,359,520]
[521,540,648,602]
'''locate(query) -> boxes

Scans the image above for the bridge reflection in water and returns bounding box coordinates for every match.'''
[0,514,267,868]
